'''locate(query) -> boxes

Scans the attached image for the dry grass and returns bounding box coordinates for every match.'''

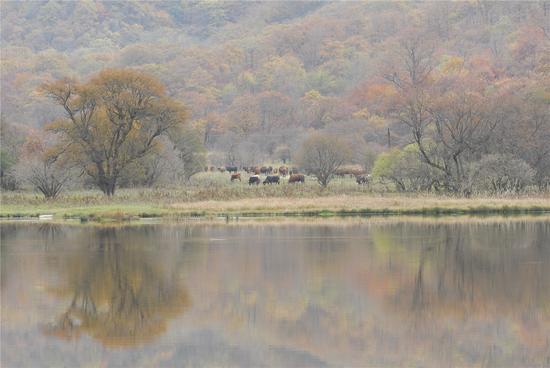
[1,173,549,220]
[169,194,550,213]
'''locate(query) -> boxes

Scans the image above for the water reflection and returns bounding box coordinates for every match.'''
[42,227,190,347]
[1,219,549,367]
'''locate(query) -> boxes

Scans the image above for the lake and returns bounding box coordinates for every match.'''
[1,218,549,367]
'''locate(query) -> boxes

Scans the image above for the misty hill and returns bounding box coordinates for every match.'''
[1,1,548,163]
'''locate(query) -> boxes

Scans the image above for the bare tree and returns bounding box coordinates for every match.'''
[297,132,351,187]
[384,35,502,192]
[15,134,74,199]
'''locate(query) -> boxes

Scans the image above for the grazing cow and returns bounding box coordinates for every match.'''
[226,166,238,173]
[356,174,370,185]
[218,167,226,173]
[263,175,280,184]
[279,166,288,176]
[288,174,305,184]
[248,175,260,185]
[335,168,347,177]
[231,173,241,182]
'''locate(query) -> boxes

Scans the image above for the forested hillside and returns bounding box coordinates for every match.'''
[1,1,549,193]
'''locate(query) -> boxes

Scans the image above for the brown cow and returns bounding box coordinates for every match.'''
[334,168,347,177]
[230,173,241,182]
[288,174,305,184]
[279,166,288,176]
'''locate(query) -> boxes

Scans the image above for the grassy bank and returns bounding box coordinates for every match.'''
[2,173,549,220]
[2,187,550,221]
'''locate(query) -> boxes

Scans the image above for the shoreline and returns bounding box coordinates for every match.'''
[2,194,550,222]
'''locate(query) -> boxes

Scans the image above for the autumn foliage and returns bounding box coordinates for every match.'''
[42,69,190,195]
[1,1,549,194]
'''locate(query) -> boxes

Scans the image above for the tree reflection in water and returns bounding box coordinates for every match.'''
[401,222,550,315]
[2,220,549,367]
[374,221,550,359]
[43,227,190,347]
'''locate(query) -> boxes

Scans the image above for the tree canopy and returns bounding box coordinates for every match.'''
[42,69,189,195]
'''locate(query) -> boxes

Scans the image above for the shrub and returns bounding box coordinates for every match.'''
[372,145,441,192]
[14,134,74,199]
[467,154,535,194]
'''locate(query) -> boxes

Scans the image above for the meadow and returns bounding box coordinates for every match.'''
[2,172,550,221]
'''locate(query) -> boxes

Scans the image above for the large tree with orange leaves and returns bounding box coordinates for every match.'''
[42,69,189,195]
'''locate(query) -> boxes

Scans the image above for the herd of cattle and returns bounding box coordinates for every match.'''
[204,165,371,185]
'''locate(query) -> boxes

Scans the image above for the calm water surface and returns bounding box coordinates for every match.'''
[1,218,550,367]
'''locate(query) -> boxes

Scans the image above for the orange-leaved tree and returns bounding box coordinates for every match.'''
[42,69,188,195]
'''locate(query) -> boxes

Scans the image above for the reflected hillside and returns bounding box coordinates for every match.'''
[178,221,550,366]
[367,222,550,315]
[42,226,191,348]
[1,220,549,367]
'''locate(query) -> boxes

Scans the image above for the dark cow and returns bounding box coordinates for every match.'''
[260,166,273,175]
[226,166,238,173]
[263,175,280,184]
[248,175,260,185]
[288,174,305,184]
[231,173,241,182]
[356,174,370,185]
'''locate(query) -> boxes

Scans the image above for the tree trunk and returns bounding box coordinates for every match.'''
[98,177,116,196]
[107,180,116,196]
